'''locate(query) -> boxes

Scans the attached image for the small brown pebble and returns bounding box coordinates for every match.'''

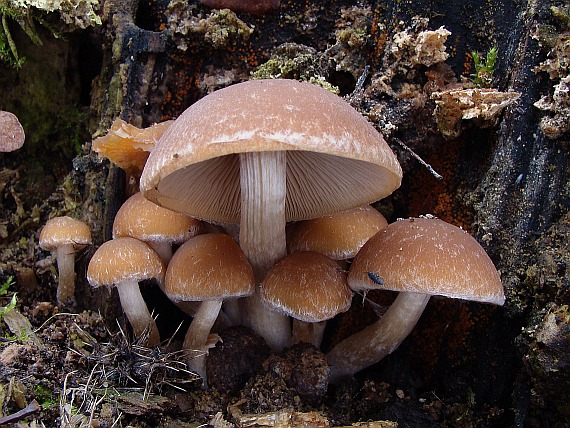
[206,326,271,394]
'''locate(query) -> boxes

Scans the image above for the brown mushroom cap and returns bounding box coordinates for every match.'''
[113,192,203,244]
[0,111,25,152]
[287,205,388,260]
[348,217,505,305]
[87,237,165,287]
[163,233,255,302]
[261,251,352,322]
[39,216,92,252]
[140,79,402,224]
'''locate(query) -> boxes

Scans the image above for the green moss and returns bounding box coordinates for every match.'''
[470,45,498,88]
[202,9,253,49]
[253,43,338,94]
[34,384,59,409]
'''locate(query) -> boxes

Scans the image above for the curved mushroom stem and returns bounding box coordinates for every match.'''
[182,299,223,385]
[238,151,291,351]
[115,279,161,347]
[55,243,77,307]
[327,292,430,383]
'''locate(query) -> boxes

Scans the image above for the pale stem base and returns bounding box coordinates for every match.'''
[292,320,327,348]
[115,279,161,347]
[55,244,77,307]
[183,299,223,385]
[327,292,430,383]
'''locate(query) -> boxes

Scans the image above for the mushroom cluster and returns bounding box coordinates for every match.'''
[85,192,206,346]
[139,78,402,351]
[62,78,505,386]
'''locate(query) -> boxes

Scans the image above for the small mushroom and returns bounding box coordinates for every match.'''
[326,217,505,382]
[112,192,204,264]
[140,79,402,350]
[39,216,92,307]
[0,111,25,152]
[261,251,352,347]
[163,233,255,383]
[87,237,164,347]
[288,205,388,262]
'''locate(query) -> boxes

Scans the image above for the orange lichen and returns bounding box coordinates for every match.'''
[407,140,474,232]
[92,118,173,180]
[369,13,388,67]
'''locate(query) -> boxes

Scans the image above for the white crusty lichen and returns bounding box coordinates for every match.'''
[532,15,570,139]
[431,88,521,138]
[534,76,570,139]
[391,17,451,67]
[10,0,102,28]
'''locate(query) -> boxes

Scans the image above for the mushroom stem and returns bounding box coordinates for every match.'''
[147,241,173,265]
[182,299,223,384]
[239,151,291,351]
[327,292,430,383]
[292,320,326,347]
[55,243,77,306]
[115,279,161,347]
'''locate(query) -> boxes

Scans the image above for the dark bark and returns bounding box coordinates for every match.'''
[1,0,567,425]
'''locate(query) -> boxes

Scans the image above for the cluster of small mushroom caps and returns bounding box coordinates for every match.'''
[39,79,505,386]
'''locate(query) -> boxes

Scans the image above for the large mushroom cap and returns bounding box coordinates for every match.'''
[261,251,352,322]
[87,237,165,288]
[348,217,505,305]
[112,192,203,244]
[39,216,92,251]
[140,79,402,224]
[164,233,255,302]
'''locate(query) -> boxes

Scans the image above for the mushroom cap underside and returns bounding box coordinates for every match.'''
[348,217,505,305]
[140,79,402,224]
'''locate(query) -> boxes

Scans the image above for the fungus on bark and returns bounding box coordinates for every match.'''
[326,217,505,383]
[92,118,173,194]
[39,216,92,307]
[140,79,402,350]
[288,205,388,261]
[261,251,352,347]
[112,192,204,264]
[163,233,255,384]
[87,237,164,347]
